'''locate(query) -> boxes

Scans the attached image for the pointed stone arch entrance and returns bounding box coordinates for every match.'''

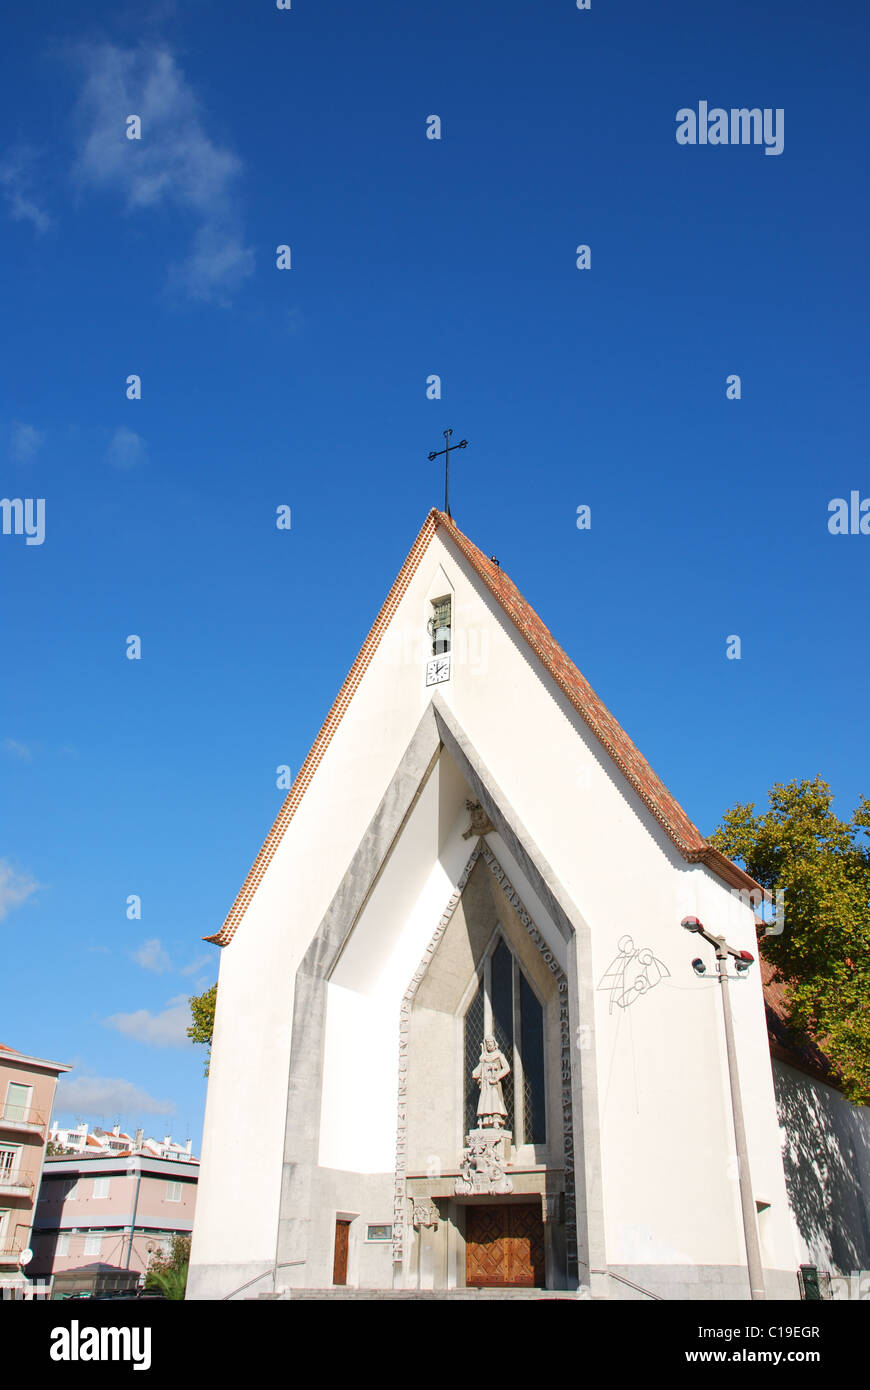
[394,836,577,1290]
[274,696,604,1296]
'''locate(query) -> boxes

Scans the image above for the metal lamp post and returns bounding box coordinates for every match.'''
[682,915,766,1301]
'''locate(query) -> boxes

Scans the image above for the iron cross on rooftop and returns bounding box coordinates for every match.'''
[428,428,468,519]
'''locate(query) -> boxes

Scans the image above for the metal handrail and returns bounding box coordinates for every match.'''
[220,1262,305,1301]
[606,1270,662,1300]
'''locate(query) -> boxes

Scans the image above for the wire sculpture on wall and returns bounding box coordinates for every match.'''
[598,934,670,1012]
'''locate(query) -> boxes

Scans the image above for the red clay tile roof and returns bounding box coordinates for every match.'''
[759,950,870,1104]
[437,513,757,891]
[760,956,837,1088]
[207,510,758,947]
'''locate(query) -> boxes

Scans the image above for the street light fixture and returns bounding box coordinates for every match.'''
[681,915,766,1302]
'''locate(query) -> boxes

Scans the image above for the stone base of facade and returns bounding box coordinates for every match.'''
[252,1265,801,1301]
[603,1265,801,1301]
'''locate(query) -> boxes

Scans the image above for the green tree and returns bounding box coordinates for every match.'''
[45,1141,75,1157]
[187,983,217,1076]
[146,1233,190,1300]
[710,776,870,1103]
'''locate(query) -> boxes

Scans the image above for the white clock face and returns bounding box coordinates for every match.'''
[425,656,451,686]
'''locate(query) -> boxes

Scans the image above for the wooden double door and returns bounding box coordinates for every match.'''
[465,1203,546,1288]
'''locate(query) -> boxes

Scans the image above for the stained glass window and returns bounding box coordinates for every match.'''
[464,981,485,1135]
[462,937,546,1146]
[520,973,546,1144]
[491,940,515,1132]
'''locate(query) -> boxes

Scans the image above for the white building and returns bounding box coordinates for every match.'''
[49,1122,194,1164]
[188,507,853,1300]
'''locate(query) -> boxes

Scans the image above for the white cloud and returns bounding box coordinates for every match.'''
[9,423,44,464]
[54,1074,175,1118]
[0,148,51,234]
[106,426,146,469]
[2,738,33,761]
[170,221,254,303]
[104,994,191,1047]
[133,938,172,973]
[71,43,253,302]
[0,859,39,921]
[178,954,211,977]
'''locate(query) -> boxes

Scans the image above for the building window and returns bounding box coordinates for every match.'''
[84,1233,102,1256]
[428,596,451,655]
[93,1177,110,1199]
[57,1233,70,1257]
[165,1182,182,1202]
[463,936,547,1146]
[4,1082,32,1124]
[365,1225,392,1242]
[0,1144,21,1176]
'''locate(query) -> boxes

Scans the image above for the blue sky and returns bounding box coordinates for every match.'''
[1,0,867,1151]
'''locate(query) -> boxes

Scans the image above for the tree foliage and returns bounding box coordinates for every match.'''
[45,1141,75,1157]
[146,1233,190,1300]
[710,776,870,1103]
[187,983,217,1076]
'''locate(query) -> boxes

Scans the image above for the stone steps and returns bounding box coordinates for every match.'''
[256,1287,589,1300]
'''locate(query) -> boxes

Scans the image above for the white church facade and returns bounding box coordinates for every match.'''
[188,509,813,1300]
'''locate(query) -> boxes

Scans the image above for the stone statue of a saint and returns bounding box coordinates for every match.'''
[472,1035,510,1129]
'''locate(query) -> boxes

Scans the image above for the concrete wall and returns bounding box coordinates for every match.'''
[303,1170,396,1290]
[774,1058,870,1278]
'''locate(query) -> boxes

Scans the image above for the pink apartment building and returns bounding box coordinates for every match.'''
[31,1147,199,1289]
[0,1041,72,1292]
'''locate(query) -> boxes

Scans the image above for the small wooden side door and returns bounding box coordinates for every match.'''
[333,1219,351,1286]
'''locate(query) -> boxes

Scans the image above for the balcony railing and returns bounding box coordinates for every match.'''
[0,1169,34,1196]
[0,1104,46,1134]
[0,1241,24,1264]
